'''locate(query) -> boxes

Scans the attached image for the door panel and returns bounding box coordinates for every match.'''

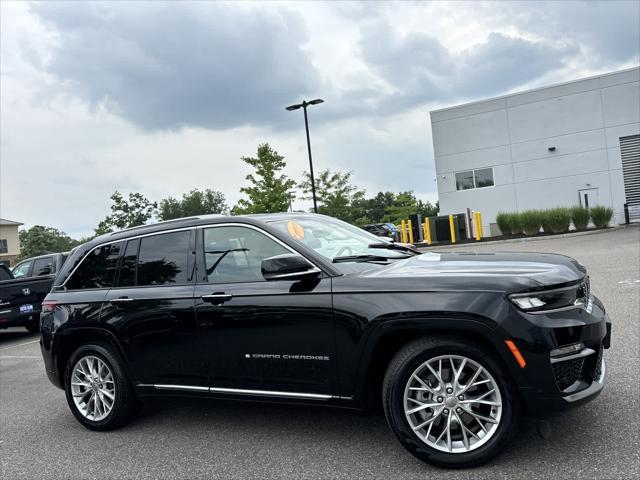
[101,285,201,386]
[194,224,336,395]
[195,279,335,394]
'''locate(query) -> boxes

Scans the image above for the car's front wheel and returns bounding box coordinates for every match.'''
[382,336,519,468]
[64,343,138,431]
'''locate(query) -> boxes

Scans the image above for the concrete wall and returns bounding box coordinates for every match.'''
[0,224,21,266]
[431,67,640,236]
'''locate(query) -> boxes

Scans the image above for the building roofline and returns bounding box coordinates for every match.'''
[0,218,24,226]
[429,65,640,115]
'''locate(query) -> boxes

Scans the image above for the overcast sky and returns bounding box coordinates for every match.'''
[1,1,639,238]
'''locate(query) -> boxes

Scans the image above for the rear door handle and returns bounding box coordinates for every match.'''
[201,293,232,305]
[110,297,134,306]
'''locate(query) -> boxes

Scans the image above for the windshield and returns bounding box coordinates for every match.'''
[269,216,410,262]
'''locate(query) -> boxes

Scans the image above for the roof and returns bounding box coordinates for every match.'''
[430,66,639,115]
[0,218,24,226]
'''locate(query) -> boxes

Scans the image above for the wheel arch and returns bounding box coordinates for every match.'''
[359,319,525,412]
[55,327,129,387]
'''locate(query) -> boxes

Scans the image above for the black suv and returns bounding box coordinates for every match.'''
[40,213,611,468]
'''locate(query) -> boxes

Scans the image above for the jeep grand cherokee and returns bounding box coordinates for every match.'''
[40,213,611,468]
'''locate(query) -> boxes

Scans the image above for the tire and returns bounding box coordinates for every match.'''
[64,343,138,431]
[25,323,39,333]
[382,336,519,468]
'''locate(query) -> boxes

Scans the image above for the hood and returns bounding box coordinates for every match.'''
[355,251,586,293]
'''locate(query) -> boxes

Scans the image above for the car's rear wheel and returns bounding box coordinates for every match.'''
[64,343,137,430]
[25,322,39,333]
[382,336,519,468]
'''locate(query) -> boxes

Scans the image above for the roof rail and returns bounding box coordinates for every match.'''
[108,214,229,236]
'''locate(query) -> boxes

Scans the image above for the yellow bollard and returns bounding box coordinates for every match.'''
[474,211,483,240]
[407,219,414,244]
[449,214,456,244]
[400,220,407,243]
[423,221,432,245]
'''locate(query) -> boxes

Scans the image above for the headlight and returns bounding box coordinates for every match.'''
[509,285,583,312]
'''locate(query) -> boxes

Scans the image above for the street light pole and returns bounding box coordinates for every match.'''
[286,98,324,214]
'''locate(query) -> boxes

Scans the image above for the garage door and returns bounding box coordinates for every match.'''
[620,134,640,220]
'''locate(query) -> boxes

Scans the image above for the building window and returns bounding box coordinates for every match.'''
[455,168,494,191]
[0,239,7,254]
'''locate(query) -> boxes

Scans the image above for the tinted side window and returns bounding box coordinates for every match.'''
[117,239,140,287]
[0,265,12,281]
[137,231,190,286]
[32,256,54,276]
[203,226,289,284]
[12,261,32,278]
[66,242,123,290]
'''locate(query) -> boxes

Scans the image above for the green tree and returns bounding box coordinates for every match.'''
[95,191,157,235]
[232,144,296,214]
[416,199,439,219]
[299,169,365,222]
[158,189,229,220]
[18,226,79,260]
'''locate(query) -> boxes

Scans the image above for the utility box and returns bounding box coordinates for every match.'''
[430,214,468,242]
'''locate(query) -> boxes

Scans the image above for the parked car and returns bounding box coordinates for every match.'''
[40,213,611,468]
[362,222,399,241]
[0,252,69,332]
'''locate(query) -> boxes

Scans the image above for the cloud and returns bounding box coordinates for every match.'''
[30,2,320,131]
[359,22,577,112]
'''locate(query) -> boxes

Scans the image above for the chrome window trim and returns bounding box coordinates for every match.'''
[198,222,325,280]
[60,227,195,289]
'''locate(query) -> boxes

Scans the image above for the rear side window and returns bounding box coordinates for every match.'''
[66,242,123,290]
[32,256,54,276]
[117,239,140,287]
[137,231,190,286]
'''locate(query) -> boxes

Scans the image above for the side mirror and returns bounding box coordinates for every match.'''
[261,254,321,281]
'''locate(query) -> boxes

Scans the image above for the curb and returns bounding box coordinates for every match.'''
[416,224,636,250]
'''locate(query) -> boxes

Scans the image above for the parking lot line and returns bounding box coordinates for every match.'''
[0,339,40,351]
[0,355,40,359]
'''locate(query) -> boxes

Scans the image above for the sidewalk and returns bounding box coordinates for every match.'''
[416,223,637,250]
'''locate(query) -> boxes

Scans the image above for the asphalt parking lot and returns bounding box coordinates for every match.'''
[1,226,638,479]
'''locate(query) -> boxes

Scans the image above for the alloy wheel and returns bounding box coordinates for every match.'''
[70,355,116,422]
[403,354,502,453]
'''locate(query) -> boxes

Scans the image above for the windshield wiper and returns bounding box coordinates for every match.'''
[368,242,419,255]
[333,254,410,264]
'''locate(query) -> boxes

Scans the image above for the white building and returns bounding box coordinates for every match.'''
[430,67,640,236]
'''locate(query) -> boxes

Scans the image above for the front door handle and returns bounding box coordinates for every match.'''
[201,293,232,305]
[110,297,134,306]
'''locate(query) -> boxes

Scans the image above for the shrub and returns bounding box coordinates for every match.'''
[519,210,543,235]
[496,212,522,235]
[507,212,522,236]
[540,210,554,234]
[590,205,613,228]
[496,212,512,235]
[546,207,572,233]
[571,205,590,231]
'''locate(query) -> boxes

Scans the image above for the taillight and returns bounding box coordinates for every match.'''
[41,301,57,313]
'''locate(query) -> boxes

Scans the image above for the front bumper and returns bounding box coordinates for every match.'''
[504,295,611,418]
